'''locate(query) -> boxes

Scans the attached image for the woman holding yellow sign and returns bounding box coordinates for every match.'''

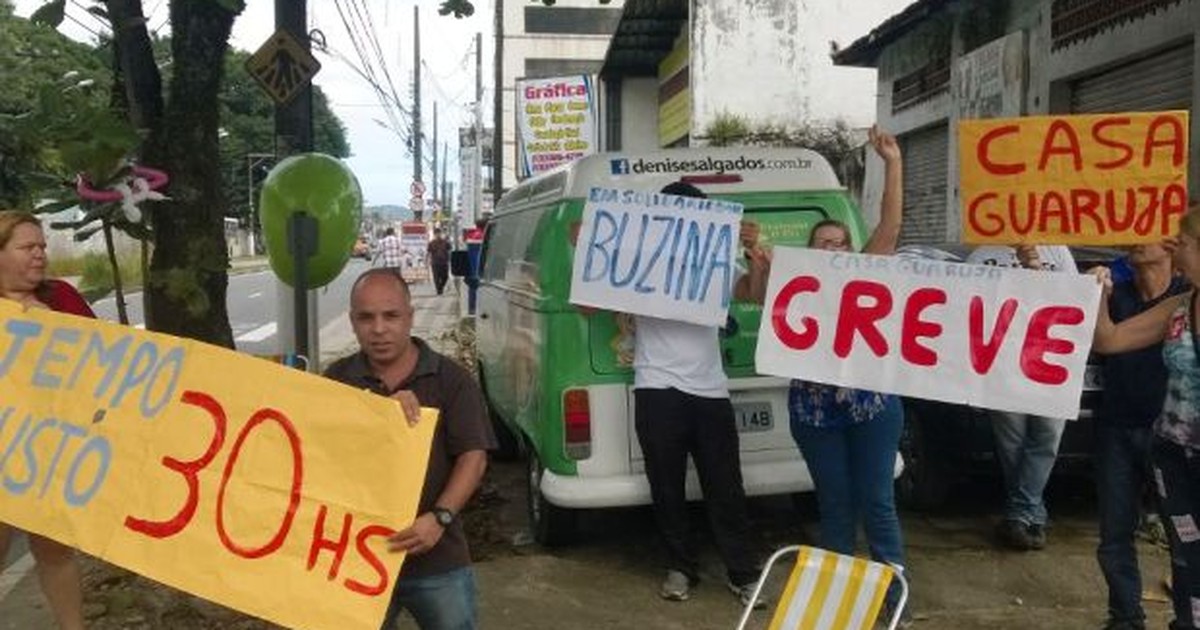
[0,210,93,630]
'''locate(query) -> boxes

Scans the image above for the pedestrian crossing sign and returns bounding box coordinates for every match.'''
[246,29,321,105]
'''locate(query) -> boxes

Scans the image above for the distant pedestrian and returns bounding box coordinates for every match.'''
[427,228,451,295]
[376,227,403,268]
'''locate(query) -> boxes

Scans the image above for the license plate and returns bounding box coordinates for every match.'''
[733,402,774,433]
[1083,364,1103,391]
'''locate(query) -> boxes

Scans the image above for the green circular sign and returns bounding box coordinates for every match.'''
[259,153,362,288]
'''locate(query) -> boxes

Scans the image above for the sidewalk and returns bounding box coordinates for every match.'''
[0,283,467,630]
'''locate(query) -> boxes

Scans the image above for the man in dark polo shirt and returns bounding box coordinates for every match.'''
[324,267,496,630]
[1094,242,1188,630]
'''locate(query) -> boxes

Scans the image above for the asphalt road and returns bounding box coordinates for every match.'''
[87,258,371,357]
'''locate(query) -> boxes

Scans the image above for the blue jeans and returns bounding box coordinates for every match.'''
[790,396,905,569]
[1096,425,1153,623]
[380,567,477,630]
[991,412,1065,526]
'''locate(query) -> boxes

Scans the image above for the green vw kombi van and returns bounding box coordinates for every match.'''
[477,148,878,545]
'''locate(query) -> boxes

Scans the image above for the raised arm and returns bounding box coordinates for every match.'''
[1090,266,1185,354]
[862,125,903,256]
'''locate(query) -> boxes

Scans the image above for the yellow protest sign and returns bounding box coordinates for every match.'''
[959,111,1189,245]
[0,300,435,629]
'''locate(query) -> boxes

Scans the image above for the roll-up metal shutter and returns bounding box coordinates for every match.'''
[899,124,949,245]
[1071,42,1194,113]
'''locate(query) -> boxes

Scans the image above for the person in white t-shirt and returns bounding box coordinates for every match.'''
[630,181,763,609]
[967,244,1077,552]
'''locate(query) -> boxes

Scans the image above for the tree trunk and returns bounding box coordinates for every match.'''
[107,0,239,347]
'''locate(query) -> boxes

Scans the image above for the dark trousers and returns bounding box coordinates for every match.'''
[1151,437,1197,629]
[432,263,449,295]
[634,387,759,586]
[1095,425,1153,623]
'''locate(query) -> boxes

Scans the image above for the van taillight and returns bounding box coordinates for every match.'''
[563,389,592,460]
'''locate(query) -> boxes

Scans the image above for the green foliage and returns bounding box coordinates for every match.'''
[219,48,350,220]
[703,112,752,147]
[0,6,114,207]
[54,250,143,301]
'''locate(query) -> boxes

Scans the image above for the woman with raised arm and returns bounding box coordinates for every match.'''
[738,125,909,620]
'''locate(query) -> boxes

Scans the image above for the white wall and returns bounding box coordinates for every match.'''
[619,77,660,153]
[689,0,908,141]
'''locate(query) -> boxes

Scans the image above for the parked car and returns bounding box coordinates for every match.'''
[892,243,1119,509]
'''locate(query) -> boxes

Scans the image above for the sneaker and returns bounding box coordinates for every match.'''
[1102,619,1146,630]
[1026,523,1047,550]
[995,519,1036,551]
[729,580,768,610]
[660,570,691,601]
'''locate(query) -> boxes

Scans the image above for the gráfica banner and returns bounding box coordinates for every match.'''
[515,75,598,180]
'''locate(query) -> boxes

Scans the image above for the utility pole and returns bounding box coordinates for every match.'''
[432,102,438,223]
[474,31,483,222]
[413,6,423,184]
[441,140,449,213]
[493,0,504,204]
[274,0,318,369]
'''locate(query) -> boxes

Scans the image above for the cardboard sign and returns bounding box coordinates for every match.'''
[0,301,436,630]
[569,187,744,326]
[754,248,1101,418]
[960,111,1189,245]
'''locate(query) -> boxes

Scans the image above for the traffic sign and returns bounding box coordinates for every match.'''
[410,180,426,197]
[410,196,425,212]
[246,29,321,105]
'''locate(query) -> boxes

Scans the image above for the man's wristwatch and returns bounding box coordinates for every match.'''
[431,507,455,527]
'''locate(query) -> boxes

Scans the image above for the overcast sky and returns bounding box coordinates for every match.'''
[14,0,913,206]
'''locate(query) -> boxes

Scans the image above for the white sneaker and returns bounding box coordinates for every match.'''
[660,570,691,601]
[729,580,768,609]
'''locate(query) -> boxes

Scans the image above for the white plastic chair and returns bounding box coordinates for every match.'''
[735,545,909,630]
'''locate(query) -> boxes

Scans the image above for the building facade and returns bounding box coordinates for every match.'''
[835,0,1200,243]
[596,0,893,155]
[498,0,626,192]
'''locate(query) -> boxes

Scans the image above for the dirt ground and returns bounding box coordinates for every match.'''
[3,458,1173,630]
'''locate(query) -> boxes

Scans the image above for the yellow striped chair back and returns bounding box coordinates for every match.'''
[735,545,906,630]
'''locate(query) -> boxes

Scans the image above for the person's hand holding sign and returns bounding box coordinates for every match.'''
[387,513,446,555]
[737,220,773,304]
[1015,244,1044,270]
[391,389,421,427]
